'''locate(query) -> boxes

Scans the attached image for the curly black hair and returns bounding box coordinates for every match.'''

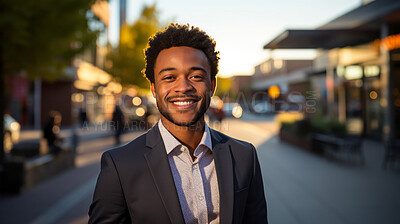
[144,23,220,83]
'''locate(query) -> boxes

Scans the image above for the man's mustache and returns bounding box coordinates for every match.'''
[165,94,201,102]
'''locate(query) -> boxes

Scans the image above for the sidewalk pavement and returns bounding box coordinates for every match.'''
[219,113,400,224]
[0,130,144,224]
[257,135,400,224]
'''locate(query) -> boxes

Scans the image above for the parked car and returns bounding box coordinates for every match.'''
[3,114,21,153]
[253,101,274,114]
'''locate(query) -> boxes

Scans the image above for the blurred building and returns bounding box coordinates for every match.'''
[251,59,313,111]
[71,60,121,125]
[231,76,252,93]
[231,75,252,103]
[263,0,400,141]
[6,1,118,128]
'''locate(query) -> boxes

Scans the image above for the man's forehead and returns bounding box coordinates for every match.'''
[158,46,205,57]
[155,46,210,71]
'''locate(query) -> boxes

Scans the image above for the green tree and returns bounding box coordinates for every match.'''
[106,4,160,88]
[0,0,102,161]
[1,0,100,80]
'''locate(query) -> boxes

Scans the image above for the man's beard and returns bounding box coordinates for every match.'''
[157,95,210,127]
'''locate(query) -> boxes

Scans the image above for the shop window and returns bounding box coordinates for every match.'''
[274,59,283,69]
[344,66,363,80]
[364,66,380,77]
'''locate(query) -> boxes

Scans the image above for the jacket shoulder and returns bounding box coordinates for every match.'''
[105,131,148,160]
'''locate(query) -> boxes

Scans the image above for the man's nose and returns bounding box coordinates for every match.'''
[175,77,194,93]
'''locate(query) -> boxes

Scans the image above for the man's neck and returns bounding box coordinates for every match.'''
[160,116,205,152]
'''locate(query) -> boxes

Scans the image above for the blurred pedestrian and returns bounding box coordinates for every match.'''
[71,123,79,153]
[112,105,124,145]
[89,23,268,223]
[43,111,62,154]
[79,107,87,127]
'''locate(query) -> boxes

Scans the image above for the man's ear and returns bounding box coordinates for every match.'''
[211,79,216,95]
[150,82,156,98]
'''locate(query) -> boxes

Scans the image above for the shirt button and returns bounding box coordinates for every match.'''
[180,146,186,152]
[193,164,198,169]
[198,195,204,201]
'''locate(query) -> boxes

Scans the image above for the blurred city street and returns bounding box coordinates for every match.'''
[2,0,400,223]
[0,112,399,224]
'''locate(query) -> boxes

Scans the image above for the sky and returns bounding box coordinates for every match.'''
[109,0,362,77]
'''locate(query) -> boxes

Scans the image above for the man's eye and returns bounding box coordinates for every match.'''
[162,76,174,80]
[191,74,203,80]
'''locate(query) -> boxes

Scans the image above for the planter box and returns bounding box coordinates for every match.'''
[279,130,312,151]
[1,149,75,194]
[11,139,49,158]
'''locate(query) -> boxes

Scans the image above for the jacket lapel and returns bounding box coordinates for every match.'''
[144,125,185,224]
[210,129,234,224]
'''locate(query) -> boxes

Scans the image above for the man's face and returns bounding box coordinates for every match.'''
[151,46,215,127]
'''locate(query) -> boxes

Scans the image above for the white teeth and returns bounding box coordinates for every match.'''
[173,101,193,106]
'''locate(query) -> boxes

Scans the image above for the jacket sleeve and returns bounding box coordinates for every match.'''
[89,151,130,223]
[242,144,268,223]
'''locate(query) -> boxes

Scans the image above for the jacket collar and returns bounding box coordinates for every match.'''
[144,124,185,224]
[145,123,234,224]
[157,120,213,155]
[209,128,234,224]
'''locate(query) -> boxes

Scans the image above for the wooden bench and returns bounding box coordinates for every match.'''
[312,134,364,164]
[382,140,400,170]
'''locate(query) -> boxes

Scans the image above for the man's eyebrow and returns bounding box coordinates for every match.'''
[189,67,207,74]
[158,68,176,75]
[158,67,208,75]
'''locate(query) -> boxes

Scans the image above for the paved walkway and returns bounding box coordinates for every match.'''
[0,130,144,224]
[217,114,400,224]
[257,135,400,224]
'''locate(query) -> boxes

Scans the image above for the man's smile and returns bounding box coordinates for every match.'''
[172,100,195,106]
[168,96,201,109]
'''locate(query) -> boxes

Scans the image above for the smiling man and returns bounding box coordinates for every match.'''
[89,23,268,224]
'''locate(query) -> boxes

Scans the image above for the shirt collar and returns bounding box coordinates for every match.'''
[158,120,213,155]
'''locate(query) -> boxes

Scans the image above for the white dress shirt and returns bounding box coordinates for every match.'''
[158,121,220,224]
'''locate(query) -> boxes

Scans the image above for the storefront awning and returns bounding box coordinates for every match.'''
[264,0,400,50]
[319,0,400,30]
[264,29,380,50]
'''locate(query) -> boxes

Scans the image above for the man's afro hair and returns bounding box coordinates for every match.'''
[144,23,220,83]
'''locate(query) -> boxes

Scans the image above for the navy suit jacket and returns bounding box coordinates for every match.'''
[89,124,268,223]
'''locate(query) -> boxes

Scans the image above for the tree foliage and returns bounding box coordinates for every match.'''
[0,0,101,160]
[0,0,101,80]
[106,4,160,88]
